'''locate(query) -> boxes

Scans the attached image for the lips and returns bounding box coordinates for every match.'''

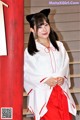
[42,33,48,35]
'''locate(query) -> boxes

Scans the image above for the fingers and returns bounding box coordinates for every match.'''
[50,79,57,87]
[57,77,64,85]
[45,77,64,87]
[45,78,57,87]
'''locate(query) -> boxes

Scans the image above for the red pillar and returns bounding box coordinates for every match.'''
[0,0,24,120]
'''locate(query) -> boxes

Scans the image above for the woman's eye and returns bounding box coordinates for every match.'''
[45,24,48,26]
[38,26,42,28]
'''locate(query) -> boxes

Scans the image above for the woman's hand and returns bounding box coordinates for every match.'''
[45,77,58,87]
[57,77,64,86]
[45,77,64,87]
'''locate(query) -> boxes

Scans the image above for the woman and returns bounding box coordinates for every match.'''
[24,8,76,120]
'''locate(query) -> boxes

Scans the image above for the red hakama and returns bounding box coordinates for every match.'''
[41,85,72,120]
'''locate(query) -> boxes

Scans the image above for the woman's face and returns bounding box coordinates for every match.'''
[34,20,50,40]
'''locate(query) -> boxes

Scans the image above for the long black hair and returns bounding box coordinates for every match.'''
[28,13,59,55]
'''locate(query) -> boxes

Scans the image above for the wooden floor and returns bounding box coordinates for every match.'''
[23,115,79,120]
[23,115,80,120]
[23,116,34,120]
[23,118,32,120]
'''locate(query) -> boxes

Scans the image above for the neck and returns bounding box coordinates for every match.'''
[37,38,50,48]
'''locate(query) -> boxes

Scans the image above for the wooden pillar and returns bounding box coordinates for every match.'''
[0,0,24,120]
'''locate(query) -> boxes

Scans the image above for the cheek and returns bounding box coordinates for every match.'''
[48,27,50,33]
[37,30,42,36]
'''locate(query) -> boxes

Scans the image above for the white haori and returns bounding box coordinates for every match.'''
[24,41,77,120]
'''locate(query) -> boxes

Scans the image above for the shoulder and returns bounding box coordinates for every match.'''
[24,48,37,63]
[24,48,32,57]
[56,41,64,46]
[24,48,32,60]
[56,41,65,50]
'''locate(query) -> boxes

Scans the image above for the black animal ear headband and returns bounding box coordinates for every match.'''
[26,8,50,24]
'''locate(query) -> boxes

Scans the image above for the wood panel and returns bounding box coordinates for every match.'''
[24,21,80,33]
[24,11,80,23]
[24,0,31,7]
[23,0,80,119]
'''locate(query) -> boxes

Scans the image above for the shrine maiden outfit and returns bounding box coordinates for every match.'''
[24,41,76,120]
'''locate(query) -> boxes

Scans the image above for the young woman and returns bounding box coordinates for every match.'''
[24,8,76,120]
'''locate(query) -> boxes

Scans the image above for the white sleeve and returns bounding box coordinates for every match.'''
[51,42,71,88]
[24,49,49,93]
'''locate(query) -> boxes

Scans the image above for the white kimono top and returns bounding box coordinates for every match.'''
[24,41,76,120]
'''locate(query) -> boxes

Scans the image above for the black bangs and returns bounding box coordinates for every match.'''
[37,18,45,28]
[34,13,50,29]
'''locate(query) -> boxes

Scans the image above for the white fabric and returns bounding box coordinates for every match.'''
[24,41,76,120]
[0,1,8,56]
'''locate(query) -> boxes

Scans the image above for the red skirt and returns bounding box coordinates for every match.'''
[40,85,72,120]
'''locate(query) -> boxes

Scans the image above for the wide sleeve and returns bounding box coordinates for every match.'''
[51,42,71,88]
[24,48,50,93]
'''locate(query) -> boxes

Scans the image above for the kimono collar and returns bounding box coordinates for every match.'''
[35,40,56,52]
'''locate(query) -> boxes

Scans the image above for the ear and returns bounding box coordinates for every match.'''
[30,28,35,33]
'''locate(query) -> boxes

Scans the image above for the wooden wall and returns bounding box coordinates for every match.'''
[23,0,80,119]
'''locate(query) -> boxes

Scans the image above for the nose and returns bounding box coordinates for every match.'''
[43,26,47,31]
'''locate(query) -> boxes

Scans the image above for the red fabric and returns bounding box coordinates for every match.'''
[40,85,72,120]
[0,0,24,120]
